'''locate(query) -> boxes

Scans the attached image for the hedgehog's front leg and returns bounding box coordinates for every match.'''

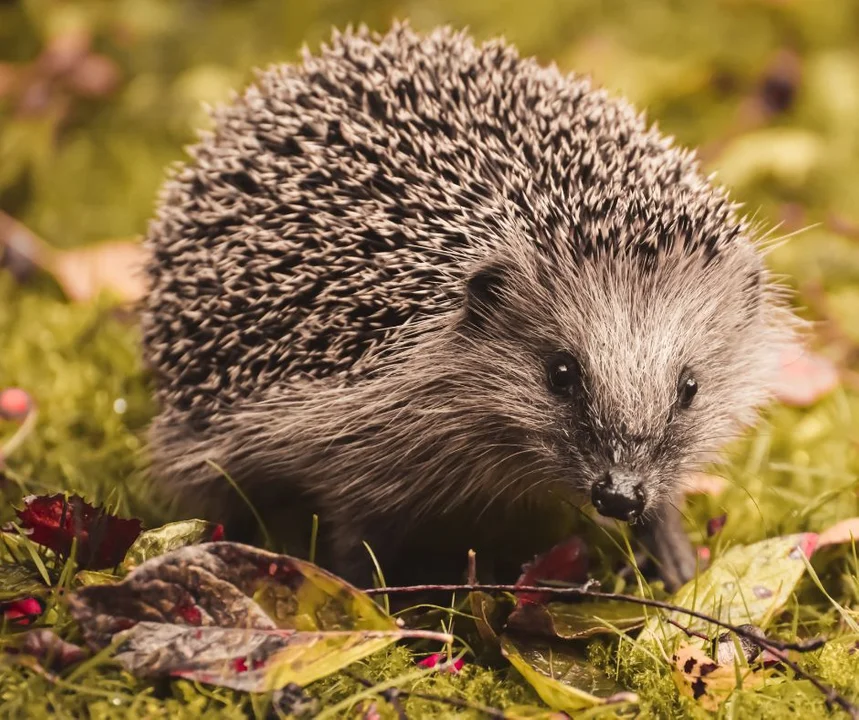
[634,504,697,592]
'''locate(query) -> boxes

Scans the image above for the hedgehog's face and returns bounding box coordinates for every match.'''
[460,241,790,523]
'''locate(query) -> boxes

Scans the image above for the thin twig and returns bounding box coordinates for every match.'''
[364,583,821,652]
[664,617,710,643]
[363,582,858,719]
[381,688,408,720]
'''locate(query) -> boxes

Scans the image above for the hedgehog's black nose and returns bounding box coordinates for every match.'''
[591,471,645,522]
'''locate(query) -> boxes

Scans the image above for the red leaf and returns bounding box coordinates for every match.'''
[515,536,589,606]
[417,652,464,673]
[707,514,727,537]
[2,597,43,626]
[16,494,142,569]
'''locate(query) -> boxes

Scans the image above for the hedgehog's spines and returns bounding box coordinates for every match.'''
[142,26,796,584]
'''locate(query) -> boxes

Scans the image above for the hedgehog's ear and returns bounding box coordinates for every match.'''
[463,260,509,327]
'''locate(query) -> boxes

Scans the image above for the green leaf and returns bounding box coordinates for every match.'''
[639,533,817,645]
[73,570,120,587]
[500,635,637,713]
[0,563,50,602]
[121,519,221,572]
[250,552,396,632]
[507,600,646,640]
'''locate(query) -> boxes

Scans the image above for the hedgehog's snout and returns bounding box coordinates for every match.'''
[591,469,646,522]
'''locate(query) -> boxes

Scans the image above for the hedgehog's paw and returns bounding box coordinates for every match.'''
[634,504,697,592]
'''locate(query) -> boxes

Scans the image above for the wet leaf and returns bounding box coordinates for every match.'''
[121,519,224,572]
[66,543,441,691]
[500,635,637,713]
[514,537,589,606]
[15,493,142,570]
[672,643,768,711]
[507,600,645,640]
[640,534,817,645]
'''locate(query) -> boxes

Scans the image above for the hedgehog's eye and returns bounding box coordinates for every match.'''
[547,352,581,395]
[677,369,698,409]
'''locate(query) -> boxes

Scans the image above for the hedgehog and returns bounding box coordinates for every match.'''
[142,23,796,591]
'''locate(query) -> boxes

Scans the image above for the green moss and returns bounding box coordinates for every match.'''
[3,0,859,716]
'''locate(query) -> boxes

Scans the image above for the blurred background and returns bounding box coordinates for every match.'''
[1,0,859,535]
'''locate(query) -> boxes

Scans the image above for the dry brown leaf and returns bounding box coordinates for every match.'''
[1,211,144,303]
[46,239,145,304]
[672,643,767,711]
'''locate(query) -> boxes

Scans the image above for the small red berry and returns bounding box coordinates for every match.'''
[0,388,32,421]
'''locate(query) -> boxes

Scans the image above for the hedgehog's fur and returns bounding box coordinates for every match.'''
[142,23,796,588]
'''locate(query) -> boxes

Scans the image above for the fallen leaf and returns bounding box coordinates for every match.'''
[672,643,767,711]
[14,629,87,667]
[774,345,839,407]
[817,517,859,548]
[0,564,51,602]
[417,652,465,673]
[0,210,144,303]
[515,537,589,606]
[15,494,142,570]
[47,239,146,304]
[468,586,508,653]
[114,623,427,692]
[73,570,120,587]
[121,519,224,572]
[500,635,637,713]
[639,533,817,645]
[2,597,43,626]
[66,54,121,98]
[707,514,728,537]
[507,600,645,640]
[67,542,449,691]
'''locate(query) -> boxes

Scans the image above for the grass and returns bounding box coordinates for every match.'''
[3,0,859,716]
